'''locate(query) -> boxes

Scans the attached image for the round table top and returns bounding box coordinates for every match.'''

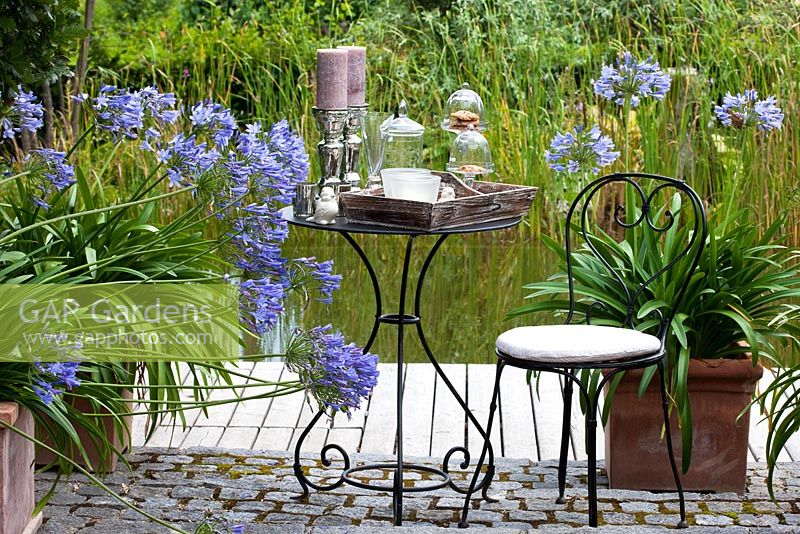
[279,206,523,236]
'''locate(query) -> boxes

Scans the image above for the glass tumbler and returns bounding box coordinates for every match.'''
[362,111,391,190]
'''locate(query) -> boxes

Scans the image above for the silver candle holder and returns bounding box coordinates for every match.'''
[342,103,368,190]
[312,107,350,187]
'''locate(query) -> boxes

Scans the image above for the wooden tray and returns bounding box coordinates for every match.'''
[339,172,537,231]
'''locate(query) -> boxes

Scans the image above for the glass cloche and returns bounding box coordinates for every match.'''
[441,82,487,133]
[381,99,425,169]
[446,124,493,186]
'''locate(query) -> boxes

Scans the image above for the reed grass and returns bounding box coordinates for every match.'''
[86,0,799,364]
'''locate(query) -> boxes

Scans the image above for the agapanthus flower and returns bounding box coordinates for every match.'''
[593,52,671,107]
[26,149,76,208]
[190,101,237,149]
[33,361,81,405]
[33,380,63,405]
[287,325,379,416]
[92,85,179,141]
[230,526,245,534]
[35,362,81,389]
[545,125,620,175]
[239,277,285,335]
[1,86,45,140]
[292,257,342,304]
[714,90,783,132]
[156,133,221,187]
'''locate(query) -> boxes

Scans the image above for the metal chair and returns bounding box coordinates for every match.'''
[459,173,707,528]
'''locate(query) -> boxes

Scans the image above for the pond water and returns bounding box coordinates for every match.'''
[269,224,557,365]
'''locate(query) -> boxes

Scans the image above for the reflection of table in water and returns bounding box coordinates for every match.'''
[280,206,522,526]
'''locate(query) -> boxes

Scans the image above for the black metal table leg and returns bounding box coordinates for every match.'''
[291,231,382,501]
[289,226,516,521]
[413,234,497,501]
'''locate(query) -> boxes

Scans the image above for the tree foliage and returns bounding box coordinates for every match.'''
[0,0,85,96]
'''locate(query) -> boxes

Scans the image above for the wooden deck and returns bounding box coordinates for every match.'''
[132,362,800,463]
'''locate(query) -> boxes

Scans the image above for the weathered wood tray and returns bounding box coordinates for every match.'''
[339,172,537,231]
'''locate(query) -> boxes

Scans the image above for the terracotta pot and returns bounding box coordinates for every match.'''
[35,390,133,473]
[603,358,763,493]
[0,402,42,534]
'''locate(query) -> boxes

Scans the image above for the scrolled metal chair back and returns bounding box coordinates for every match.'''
[563,172,707,342]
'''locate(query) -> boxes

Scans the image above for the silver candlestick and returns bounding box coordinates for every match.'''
[342,104,368,190]
[312,107,350,187]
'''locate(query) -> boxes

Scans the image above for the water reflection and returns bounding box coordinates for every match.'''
[269,226,556,364]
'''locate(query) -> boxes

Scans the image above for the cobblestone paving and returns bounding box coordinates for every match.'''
[39,447,800,533]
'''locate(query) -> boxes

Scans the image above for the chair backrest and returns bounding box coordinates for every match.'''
[563,172,707,342]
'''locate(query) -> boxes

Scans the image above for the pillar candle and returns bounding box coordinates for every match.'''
[316,48,349,110]
[339,46,367,106]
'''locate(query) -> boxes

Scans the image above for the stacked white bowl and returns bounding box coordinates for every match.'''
[381,168,442,203]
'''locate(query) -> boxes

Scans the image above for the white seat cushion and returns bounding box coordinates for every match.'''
[495,324,661,364]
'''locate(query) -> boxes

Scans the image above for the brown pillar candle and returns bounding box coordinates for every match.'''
[316,48,349,110]
[339,46,367,106]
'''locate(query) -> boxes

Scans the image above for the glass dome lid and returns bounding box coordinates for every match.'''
[446,124,493,177]
[382,99,424,138]
[441,82,487,133]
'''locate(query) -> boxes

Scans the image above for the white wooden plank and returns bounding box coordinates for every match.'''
[430,364,466,457]
[326,427,363,452]
[360,363,400,454]
[262,367,306,428]
[217,426,258,449]
[130,406,148,447]
[558,374,604,461]
[195,362,254,425]
[466,364,502,459]
[530,371,565,460]
[253,427,294,451]
[401,363,436,457]
[768,368,800,462]
[290,427,329,453]
[499,366,537,459]
[181,426,224,448]
[143,423,190,448]
[750,370,792,462]
[228,362,285,427]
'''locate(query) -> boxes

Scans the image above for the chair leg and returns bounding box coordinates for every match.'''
[586,387,600,528]
[459,360,504,529]
[658,361,689,529]
[556,373,573,504]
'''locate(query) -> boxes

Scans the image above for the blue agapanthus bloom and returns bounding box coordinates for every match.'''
[593,52,671,107]
[714,90,784,132]
[289,325,379,416]
[2,86,45,140]
[292,258,342,304]
[27,149,76,208]
[239,277,285,334]
[545,125,620,175]
[92,84,179,141]
[33,361,81,405]
[156,133,221,187]
[190,100,237,149]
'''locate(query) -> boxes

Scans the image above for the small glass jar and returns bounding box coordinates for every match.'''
[382,99,425,169]
[441,83,487,133]
[446,124,493,186]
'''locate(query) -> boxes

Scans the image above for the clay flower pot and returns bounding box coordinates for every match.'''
[35,390,133,473]
[604,358,763,493]
[0,402,42,534]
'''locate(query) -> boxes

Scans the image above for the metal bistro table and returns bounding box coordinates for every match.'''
[280,206,522,525]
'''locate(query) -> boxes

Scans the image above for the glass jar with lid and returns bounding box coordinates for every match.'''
[446,124,493,186]
[381,99,425,169]
[441,83,487,133]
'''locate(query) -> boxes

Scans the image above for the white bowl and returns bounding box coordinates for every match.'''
[381,168,435,199]
[388,173,441,203]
